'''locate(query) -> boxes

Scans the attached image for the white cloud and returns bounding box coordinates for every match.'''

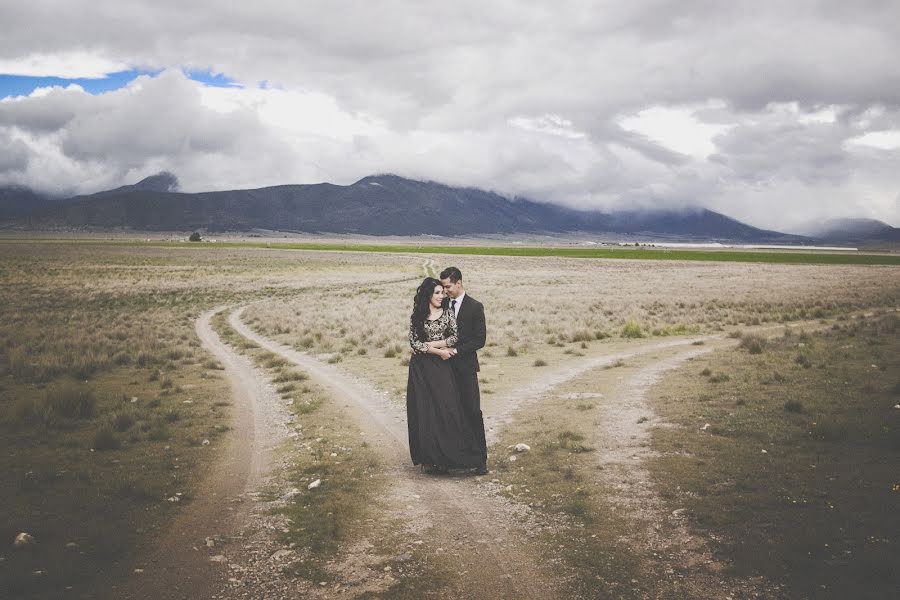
[845,130,900,151]
[0,51,130,78]
[618,104,732,159]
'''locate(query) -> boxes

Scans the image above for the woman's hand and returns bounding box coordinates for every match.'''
[433,347,453,360]
[426,340,448,350]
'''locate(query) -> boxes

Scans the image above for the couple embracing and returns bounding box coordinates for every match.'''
[406,267,488,475]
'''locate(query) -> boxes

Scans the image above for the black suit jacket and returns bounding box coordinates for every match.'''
[450,294,486,374]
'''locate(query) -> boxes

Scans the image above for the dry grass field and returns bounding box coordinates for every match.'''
[1,238,898,598]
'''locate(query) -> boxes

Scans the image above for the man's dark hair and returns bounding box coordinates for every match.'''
[439,266,462,282]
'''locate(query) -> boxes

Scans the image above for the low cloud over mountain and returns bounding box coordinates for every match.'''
[4,173,812,243]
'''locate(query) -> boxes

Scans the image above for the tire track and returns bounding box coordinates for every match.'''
[107,307,291,599]
[484,336,715,445]
[580,343,778,598]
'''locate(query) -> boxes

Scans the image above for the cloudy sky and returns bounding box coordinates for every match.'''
[1,1,899,230]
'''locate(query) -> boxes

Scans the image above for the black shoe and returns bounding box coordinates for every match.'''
[474,463,488,476]
[424,464,448,475]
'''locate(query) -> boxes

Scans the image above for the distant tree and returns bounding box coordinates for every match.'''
[189,231,202,242]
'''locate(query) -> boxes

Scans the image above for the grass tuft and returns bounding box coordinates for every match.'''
[44,382,96,419]
[739,333,767,354]
[621,319,645,338]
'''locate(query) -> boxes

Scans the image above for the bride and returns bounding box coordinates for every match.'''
[406,277,483,474]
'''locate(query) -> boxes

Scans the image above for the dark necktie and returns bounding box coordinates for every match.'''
[451,299,457,314]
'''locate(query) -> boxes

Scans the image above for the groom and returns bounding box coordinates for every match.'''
[440,267,488,475]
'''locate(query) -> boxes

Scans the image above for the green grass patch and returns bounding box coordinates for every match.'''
[38,238,900,265]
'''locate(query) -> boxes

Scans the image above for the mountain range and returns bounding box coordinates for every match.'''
[1,173,896,244]
[793,218,900,244]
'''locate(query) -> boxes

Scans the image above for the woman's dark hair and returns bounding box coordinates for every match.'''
[411,277,443,341]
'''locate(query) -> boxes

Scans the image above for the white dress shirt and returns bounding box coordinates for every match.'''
[451,291,465,319]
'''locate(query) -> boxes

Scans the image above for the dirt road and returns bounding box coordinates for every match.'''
[114,306,814,598]
[104,307,292,599]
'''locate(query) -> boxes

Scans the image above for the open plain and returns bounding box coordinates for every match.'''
[1,238,898,599]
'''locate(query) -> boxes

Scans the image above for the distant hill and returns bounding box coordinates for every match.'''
[0,185,55,217]
[3,173,806,242]
[798,218,900,244]
[90,171,180,197]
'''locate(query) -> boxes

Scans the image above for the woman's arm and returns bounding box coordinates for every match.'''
[408,321,429,353]
[410,320,453,359]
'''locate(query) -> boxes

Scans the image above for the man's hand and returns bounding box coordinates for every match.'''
[437,348,453,360]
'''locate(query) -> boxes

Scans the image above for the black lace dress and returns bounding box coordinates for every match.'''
[406,309,483,468]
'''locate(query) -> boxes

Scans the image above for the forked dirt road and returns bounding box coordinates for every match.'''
[228,307,567,600]
[115,306,825,598]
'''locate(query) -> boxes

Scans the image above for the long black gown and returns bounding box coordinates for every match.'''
[406,309,483,469]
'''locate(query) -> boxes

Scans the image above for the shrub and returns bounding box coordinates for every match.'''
[533,359,548,367]
[783,400,803,413]
[93,426,121,451]
[739,334,767,354]
[384,347,398,358]
[45,383,95,419]
[165,349,185,361]
[189,231,202,242]
[136,351,158,368]
[274,370,308,383]
[148,423,170,441]
[112,351,132,366]
[113,413,135,432]
[558,430,594,453]
[621,319,644,338]
[506,346,518,357]
[261,355,287,369]
[570,330,593,343]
